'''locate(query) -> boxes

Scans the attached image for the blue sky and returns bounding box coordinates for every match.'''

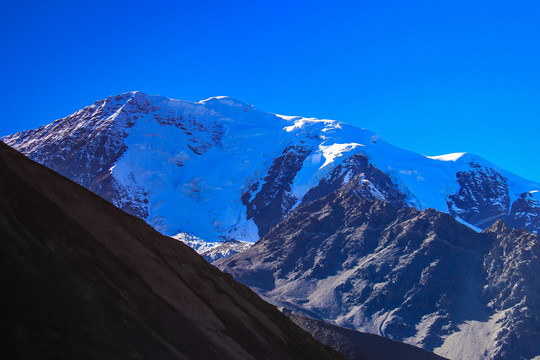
[1,0,539,181]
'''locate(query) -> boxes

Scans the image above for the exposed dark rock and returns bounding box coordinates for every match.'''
[242,144,312,236]
[302,154,406,206]
[505,191,540,234]
[2,92,223,222]
[0,142,343,360]
[447,163,510,229]
[4,93,539,245]
[219,187,485,349]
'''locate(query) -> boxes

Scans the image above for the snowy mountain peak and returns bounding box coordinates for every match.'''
[3,92,540,243]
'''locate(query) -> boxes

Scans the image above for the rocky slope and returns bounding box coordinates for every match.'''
[283,309,447,360]
[216,178,540,360]
[3,92,539,251]
[0,141,343,360]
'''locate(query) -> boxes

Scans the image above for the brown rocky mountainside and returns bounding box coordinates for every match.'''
[0,141,343,360]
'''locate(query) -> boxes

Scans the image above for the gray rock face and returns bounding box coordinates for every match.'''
[481,221,540,360]
[216,182,540,359]
[4,93,144,217]
[447,162,510,229]
[446,162,540,234]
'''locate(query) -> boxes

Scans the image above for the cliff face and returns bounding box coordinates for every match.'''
[0,142,343,360]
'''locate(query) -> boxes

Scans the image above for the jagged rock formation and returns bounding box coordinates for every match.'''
[216,180,540,360]
[242,144,313,236]
[4,92,539,249]
[3,92,539,359]
[505,191,540,233]
[447,161,539,234]
[0,142,343,360]
[447,162,511,229]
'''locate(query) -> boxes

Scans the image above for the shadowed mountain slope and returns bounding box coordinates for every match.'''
[0,141,343,360]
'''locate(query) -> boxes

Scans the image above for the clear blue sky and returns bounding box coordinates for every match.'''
[1,0,539,182]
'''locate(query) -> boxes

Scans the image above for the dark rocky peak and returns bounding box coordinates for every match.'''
[2,92,223,222]
[447,162,511,229]
[483,219,513,236]
[302,154,406,206]
[505,191,540,234]
[2,92,150,219]
[219,193,479,349]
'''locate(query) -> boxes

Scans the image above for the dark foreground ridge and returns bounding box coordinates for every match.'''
[0,141,343,360]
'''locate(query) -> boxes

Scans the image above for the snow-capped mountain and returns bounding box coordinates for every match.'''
[4,91,539,359]
[3,91,539,249]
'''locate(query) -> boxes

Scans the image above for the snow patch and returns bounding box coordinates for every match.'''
[455,217,482,232]
[319,143,364,169]
[426,153,467,162]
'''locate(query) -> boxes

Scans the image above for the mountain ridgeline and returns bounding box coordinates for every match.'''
[3,92,539,249]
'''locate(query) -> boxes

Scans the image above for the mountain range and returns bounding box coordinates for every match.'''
[3,91,539,359]
[4,92,538,252]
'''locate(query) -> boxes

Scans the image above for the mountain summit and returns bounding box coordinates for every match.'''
[4,92,539,247]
